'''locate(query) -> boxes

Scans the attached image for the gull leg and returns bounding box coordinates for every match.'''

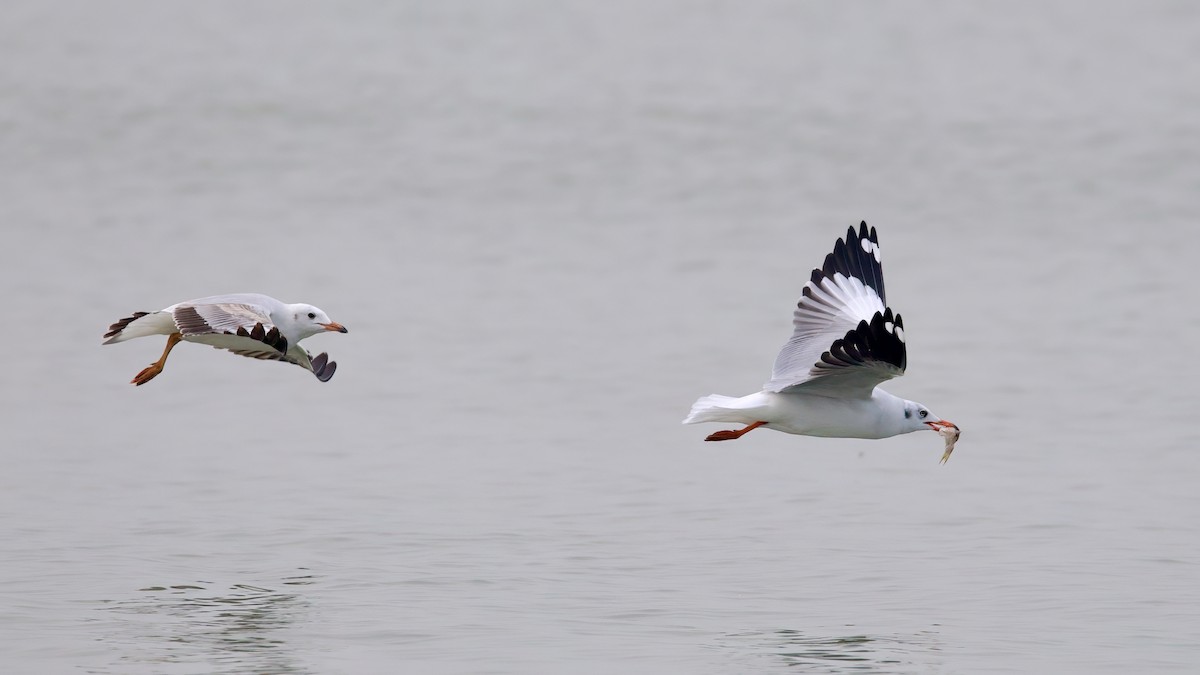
[705,420,767,442]
[131,333,182,386]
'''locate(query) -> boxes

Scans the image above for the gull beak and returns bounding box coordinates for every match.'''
[927,420,959,432]
[320,322,348,333]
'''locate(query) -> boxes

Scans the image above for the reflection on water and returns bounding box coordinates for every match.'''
[95,572,317,674]
[716,627,943,673]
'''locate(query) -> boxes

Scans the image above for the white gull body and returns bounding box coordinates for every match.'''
[688,390,914,439]
[102,293,348,385]
[684,222,958,448]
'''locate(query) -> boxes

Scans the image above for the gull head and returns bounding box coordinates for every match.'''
[901,400,958,435]
[286,303,348,339]
[901,400,960,463]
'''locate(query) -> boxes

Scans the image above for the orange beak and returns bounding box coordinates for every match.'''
[927,420,959,431]
[320,322,348,333]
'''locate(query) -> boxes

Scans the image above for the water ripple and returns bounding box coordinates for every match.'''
[714,627,944,673]
[93,573,316,674]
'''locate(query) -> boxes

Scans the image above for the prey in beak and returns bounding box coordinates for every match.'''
[320,322,348,333]
[927,420,961,464]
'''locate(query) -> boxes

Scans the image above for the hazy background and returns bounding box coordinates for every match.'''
[2,1,1198,673]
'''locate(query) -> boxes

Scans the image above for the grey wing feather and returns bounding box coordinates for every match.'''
[172,302,273,336]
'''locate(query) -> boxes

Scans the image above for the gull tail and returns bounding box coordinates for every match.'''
[102,311,174,344]
[682,394,765,425]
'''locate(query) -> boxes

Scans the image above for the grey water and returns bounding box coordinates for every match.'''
[2,1,1198,673]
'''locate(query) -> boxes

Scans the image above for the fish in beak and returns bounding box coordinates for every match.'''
[927,420,961,464]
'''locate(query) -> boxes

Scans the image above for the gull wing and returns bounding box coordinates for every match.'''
[283,345,338,382]
[172,301,338,382]
[171,301,276,337]
[764,222,907,397]
[182,331,338,382]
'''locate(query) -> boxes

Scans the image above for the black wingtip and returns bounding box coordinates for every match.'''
[867,309,906,371]
[813,307,907,374]
[316,360,337,382]
[812,222,886,303]
[232,322,288,354]
[865,221,880,249]
[311,352,337,382]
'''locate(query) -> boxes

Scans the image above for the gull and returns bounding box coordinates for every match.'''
[683,222,959,459]
[102,293,348,385]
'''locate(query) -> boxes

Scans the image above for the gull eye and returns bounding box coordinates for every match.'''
[307,312,316,319]
[919,410,928,419]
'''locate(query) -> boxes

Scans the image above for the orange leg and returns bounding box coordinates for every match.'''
[131,333,183,386]
[705,420,767,442]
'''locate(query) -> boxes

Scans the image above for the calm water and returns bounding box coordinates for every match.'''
[2,1,1199,673]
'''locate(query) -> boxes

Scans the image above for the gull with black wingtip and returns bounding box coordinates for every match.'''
[102,293,348,385]
[683,222,960,462]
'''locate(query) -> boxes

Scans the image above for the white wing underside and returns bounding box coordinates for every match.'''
[764,224,907,397]
[184,332,315,371]
[766,273,888,395]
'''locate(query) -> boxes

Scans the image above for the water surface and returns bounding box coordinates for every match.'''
[1,1,1198,673]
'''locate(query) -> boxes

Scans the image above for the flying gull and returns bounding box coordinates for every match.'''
[683,222,960,462]
[103,293,348,385]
